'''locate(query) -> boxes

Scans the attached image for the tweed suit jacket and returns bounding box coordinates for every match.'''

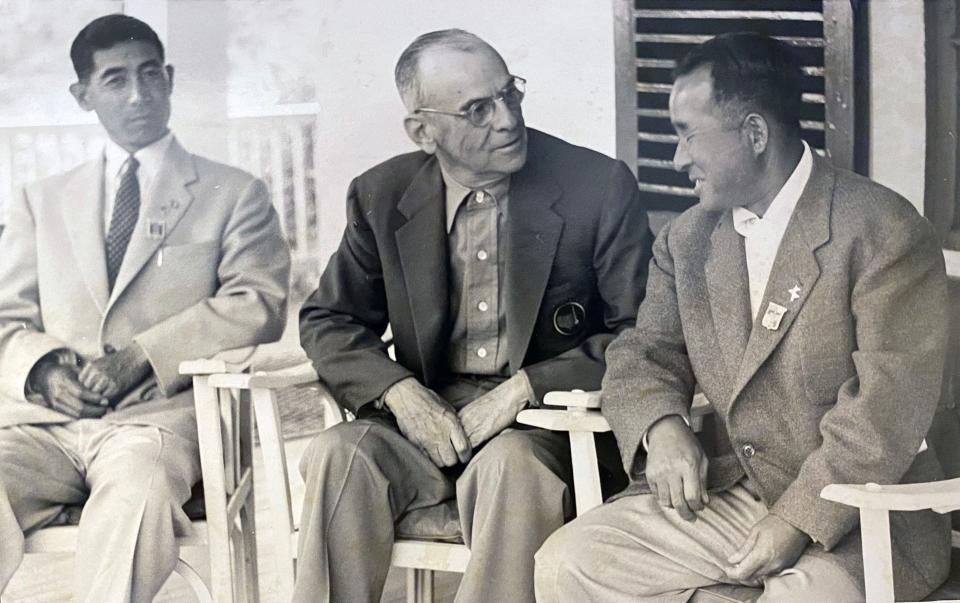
[300,128,652,415]
[602,154,951,595]
[0,138,290,441]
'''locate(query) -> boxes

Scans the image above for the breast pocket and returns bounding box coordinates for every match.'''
[154,240,220,300]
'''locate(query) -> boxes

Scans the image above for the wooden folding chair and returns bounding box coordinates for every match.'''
[822,479,960,602]
[19,358,259,603]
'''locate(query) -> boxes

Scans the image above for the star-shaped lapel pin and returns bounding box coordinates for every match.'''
[788,284,802,302]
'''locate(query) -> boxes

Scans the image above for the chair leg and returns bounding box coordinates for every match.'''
[239,502,259,602]
[859,508,895,603]
[175,558,214,603]
[406,568,434,603]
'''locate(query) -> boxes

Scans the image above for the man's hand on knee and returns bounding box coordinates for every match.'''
[457,373,529,448]
[33,362,109,418]
[383,377,472,467]
[725,514,811,585]
[644,415,709,521]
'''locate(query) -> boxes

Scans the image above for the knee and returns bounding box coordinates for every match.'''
[298,421,377,480]
[535,521,598,593]
[469,430,551,478]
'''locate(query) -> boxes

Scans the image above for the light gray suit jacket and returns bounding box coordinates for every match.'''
[0,138,290,441]
[602,154,950,598]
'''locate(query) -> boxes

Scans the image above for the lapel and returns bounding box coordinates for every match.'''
[704,211,752,382]
[107,138,197,309]
[503,159,563,372]
[394,158,450,383]
[730,156,834,403]
[63,157,110,313]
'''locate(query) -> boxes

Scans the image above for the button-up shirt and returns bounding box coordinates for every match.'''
[443,168,511,375]
[103,131,174,238]
[732,141,813,320]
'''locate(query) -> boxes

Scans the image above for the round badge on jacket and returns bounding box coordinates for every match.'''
[553,301,586,336]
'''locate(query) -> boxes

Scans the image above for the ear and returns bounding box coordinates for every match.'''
[69,81,92,112]
[403,114,437,154]
[165,65,175,92]
[743,113,769,155]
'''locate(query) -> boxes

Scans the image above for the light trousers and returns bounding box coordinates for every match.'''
[0,420,200,602]
[293,411,573,603]
[535,483,864,603]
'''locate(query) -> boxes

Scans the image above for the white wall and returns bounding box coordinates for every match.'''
[313,0,618,259]
[868,0,926,213]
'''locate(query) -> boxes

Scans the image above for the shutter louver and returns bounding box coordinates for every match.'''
[633,0,829,212]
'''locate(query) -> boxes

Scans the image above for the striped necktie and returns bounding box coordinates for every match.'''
[105,156,140,291]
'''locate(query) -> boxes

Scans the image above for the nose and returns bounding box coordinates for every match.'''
[491,97,521,131]
[673,138,691,172]
[128,76,150,105]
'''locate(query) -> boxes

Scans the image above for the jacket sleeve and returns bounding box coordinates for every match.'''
[0,187,73,401]
[523,160,653,400]
[770,213,948,548]
[299,178,414,415]
[134,177,291,396]
[600,219,697,475]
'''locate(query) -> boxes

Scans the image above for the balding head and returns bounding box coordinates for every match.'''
[395,29,506,110]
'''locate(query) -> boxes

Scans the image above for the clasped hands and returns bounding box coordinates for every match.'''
[645,416,810,585]
[382,374,528,468]
[31,344,152,419]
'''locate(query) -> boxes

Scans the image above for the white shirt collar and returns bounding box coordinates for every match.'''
[732,141,813,237]
[439,164,510,234]
[104,131,175,194]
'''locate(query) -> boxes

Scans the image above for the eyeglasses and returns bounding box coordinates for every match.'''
[415,76,526,127]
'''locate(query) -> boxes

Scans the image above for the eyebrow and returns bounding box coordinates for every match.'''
[456,78,513,112]
[96,59,162,81]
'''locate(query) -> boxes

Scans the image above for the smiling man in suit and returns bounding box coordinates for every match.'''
[0,14,289,601]
[536,32,951,602]
[295,29,652,602]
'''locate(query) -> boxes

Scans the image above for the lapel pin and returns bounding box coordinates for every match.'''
[146,219,165,240]
[761,302,788,331]
[788,284,802,302]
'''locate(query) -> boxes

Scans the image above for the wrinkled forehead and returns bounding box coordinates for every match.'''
[415,45,511,108]
[669,66,721,130]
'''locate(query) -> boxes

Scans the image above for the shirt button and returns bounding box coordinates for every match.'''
[741,443,756,458]
[478,301,489,312]
[476,347,488,359]
[475,191,485,203]
[477,250,488,261]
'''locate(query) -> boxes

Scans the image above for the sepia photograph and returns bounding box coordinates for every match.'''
[0,0,958,601]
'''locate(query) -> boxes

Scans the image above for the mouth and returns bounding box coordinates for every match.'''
[689,176,703,196]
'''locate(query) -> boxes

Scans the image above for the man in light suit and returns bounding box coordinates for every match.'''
[536,32,951,602]
[0,15,289,601]
[295,29,651,602]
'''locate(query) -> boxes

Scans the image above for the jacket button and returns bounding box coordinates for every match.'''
[741,443,756,458]
[103,344,116,354]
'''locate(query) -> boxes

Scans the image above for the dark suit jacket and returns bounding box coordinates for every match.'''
[602,154,950,598]
[300,128,652,415]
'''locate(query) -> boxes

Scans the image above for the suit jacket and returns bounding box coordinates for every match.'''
[300,128,652,414]
[602,154,951,597]
[0,138,290,441]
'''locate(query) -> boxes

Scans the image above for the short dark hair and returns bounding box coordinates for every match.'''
[394,29,501,108]
[70,14,165,82]
[674,32,803,133]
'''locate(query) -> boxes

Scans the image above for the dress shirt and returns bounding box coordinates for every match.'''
[103,131,174,237]
[732,141,813,320]
[444,171,510,375]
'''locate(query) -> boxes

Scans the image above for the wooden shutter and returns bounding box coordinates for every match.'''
[615,0,856,212]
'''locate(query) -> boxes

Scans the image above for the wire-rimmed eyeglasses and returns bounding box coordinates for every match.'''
[415,76,526,127]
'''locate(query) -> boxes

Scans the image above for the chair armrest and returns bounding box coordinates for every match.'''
[208,361,319,390]
[820,477,960,514]
[517,408,610,433]
[179,346,258,376]
[543,390,601,409]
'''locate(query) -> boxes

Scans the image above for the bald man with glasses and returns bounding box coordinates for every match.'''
[295,29,653,602]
